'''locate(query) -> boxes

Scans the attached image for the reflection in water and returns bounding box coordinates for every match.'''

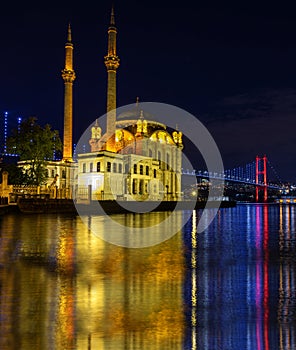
[55,219,76,349]
[182,205,296,350]
[254,205,269,350]
[0,212,185,349]
[83,210,189,248]
[0,205,296,349]
[278,205,296,350]
[77,211,185,349]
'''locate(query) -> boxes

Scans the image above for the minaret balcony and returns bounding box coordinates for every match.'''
[104,55,120,70]
[61,69,76,83]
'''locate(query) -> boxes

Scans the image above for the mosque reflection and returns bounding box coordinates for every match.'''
[76,212,185,349]
[0,206,296,349]
[0,212,185,349]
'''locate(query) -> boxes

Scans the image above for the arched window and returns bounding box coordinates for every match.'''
[113,163,117,173]
[107,162,111,172]
[97,162,101,172]
[133,164,137,174]
[90,163,93,172]
[118,164,122,173]
[132,179,137,194]
[82,164,86,173]
[146,166,149,176]
[139,180,144,194]
[139,165,143,175]
[153,169,157,178]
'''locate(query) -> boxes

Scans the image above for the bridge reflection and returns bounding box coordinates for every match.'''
[183,205,295,349]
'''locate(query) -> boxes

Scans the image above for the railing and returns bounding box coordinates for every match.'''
[10,185,72,202]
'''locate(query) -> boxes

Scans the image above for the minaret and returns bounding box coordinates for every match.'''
[62,24,76,162]
[104,6,120,151]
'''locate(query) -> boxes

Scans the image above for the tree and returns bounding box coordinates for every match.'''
[0,162,25,185]
[6,117,62,185]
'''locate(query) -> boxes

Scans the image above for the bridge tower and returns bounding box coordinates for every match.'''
[255,155,268,202]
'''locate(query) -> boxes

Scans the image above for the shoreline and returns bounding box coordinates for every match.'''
[14,198,236,215]
[3,199,292,216]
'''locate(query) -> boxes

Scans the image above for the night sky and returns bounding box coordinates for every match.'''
[1,1,296,181]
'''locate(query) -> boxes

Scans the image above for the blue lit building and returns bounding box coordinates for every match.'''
[0,111,22,156]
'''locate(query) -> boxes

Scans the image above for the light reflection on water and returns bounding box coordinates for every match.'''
[0,205,295,349]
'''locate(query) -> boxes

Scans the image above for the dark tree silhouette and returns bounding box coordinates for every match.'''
[7,117,62,185]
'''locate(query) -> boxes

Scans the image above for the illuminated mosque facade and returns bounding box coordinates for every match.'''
[63,8,184,201]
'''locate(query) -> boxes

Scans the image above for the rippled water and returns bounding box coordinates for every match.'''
[0,204,295,349]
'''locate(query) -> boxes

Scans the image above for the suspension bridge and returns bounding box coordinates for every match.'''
[181,155,286,202]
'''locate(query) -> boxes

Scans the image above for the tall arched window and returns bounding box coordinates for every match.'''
[132,179,137,194]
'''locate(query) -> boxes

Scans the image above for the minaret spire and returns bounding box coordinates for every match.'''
[110,5,115,25]
[62,23,76,162]
[104,5,120,151]
[67,23,72,43]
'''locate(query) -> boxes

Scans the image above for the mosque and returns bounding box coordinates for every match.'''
[48,8,184,201]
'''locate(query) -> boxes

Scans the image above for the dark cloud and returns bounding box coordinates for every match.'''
[201,88,296,181]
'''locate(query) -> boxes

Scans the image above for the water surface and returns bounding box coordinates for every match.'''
[0,204,295,349]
